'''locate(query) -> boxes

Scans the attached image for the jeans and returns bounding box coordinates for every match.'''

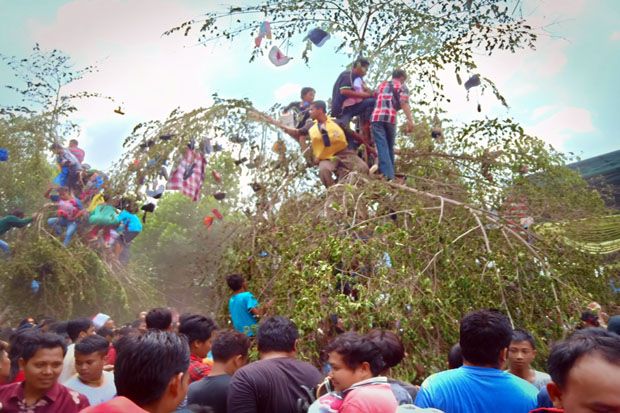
[371,121,397,180]
[0,239,9,255]
[48,217,78,247]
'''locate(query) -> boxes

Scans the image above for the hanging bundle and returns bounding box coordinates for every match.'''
[464,74,481,90]
[268,45,292,67]
[255,20,272,47]
[0,148,8,162]
[212,208,224,220]
[304,28,330,47]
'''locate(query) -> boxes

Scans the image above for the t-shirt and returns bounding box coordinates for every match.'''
[117,210,143,233]
[227,357,323,413]
[58,149,83,170]
[69,147,85,164]
[331,70,361,117]
[0,381,90,412]
[340,380,398,413]
[342,77,364,109]
[81,396,148,413]
[64,371,116,406]
[531,370,551,391]
[187,374,231,413]
[414,365,538,413]
[59,343,76,384]
[228,291,259,336]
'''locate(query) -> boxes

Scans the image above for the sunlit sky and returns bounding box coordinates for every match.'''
[1,0,618,171]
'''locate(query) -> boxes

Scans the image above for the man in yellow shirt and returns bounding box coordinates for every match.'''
[283,100,369,188]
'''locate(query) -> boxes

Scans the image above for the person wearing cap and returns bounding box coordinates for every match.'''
[282,100,369,188]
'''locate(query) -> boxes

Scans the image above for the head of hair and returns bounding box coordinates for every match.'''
[511,328,536,349]
[19,331,67,363]
[10,209,25,218]
[257,316,298,353]
[114,330,190,406]
[392,68,407,81]
[75,334,109,356]
[459,309,512,366]
[145,308,172,330]
[51,143,62,150]
[67,318,93,342]
[96,327,114,339]
[311,100,327,113]
[353,57,370,68]
[178,315,218,344]
[211,330,251,363]
[548,328,620,389]
[580,310,600,326]
[365,329,404,370]
[325,332,386,376]
[300,87,315,99]
[225,274,244,291]
[69,139,78,146]
[448,343,463,369]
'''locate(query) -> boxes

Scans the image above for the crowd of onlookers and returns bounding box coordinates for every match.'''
[0,274,619,413]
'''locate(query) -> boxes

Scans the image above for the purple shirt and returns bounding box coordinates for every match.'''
[0,381,90,412]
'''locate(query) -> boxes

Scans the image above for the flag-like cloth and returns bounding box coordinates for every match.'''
[166,148,206,201]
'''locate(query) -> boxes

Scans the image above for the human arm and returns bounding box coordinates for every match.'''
[340,87,373,99]
[399,86,415,132]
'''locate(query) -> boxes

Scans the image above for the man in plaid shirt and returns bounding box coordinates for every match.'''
[370,69,415,180]
[178,315,218,383]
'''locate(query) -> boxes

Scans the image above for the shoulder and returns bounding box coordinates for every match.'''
[0,381,20,396]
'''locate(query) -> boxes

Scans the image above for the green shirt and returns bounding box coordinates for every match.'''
[0,215,33,236]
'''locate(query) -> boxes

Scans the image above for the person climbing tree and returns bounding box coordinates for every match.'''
[0,210,33,256]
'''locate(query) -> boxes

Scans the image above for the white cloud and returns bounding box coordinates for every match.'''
[273,83,302,102]
[526,106,596,150]
[611,31,620,41]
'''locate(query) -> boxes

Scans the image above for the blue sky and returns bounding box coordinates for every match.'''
[1,0,618,171]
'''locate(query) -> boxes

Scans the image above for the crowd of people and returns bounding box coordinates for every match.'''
[0,272,618,413]
[0,138,143,264]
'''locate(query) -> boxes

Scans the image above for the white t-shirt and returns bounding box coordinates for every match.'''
[59,343,76,384]
[64,370,116,406]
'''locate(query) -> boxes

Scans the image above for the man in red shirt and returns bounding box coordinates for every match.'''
[370,69,415,180]
[178,314,217,383]
[81,330,190,413]
[0,331,90,412]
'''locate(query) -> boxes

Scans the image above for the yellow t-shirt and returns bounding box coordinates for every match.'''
[308,118,348,161]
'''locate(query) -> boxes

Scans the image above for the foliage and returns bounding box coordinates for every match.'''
[0,44,109,143]
[0,217,161,324]
[0,115,55,214]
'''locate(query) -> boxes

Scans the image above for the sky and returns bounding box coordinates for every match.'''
[0,0,618,171]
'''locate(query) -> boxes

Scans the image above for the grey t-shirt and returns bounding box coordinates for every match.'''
[227,357,323,413]
[187,374,231,413]
[532,370,551,390]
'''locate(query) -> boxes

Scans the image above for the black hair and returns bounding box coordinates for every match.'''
[392,69,407,80]
[459,309,512,366]
[8,329,37,381]
[178,315,218,345]
[226,274,244,291]
[96,327,114,339]
[114,331,190,407]
[548,328,620,389]
[257,316,298,353]
[300,87,315,99]
[580,311,600,327]
[145,308,172,330]
[325,332,386,376]
[365,329,404,370]
[130,319,144,329]
[448,343,463,369]
[69,139,79,145]
[353,57,370,68]
[19,331,67,363]
[311,100,327,113]
[75,334,110,356]
[211,330,251,363]
[67,317,93,342]
[511,328,536,349]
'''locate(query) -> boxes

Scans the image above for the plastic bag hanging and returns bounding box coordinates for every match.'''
[268,45,292,67]
[0,148,9,162]
[464,74,481,90]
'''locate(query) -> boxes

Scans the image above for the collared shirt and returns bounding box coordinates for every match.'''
[188,354,212,383]
[371,80,409,124]
[0,381,90,413]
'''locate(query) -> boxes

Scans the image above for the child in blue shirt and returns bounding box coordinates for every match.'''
[226,274,271,336]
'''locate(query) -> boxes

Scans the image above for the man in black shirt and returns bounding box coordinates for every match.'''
[227,316,323,413]
[331,57,375,138]
[187,330,250,413]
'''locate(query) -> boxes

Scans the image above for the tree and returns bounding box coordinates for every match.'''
[1,44,109,144]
